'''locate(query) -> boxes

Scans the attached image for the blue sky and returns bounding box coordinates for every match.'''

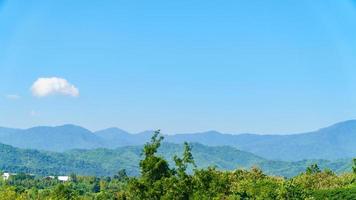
[1,0,356,134]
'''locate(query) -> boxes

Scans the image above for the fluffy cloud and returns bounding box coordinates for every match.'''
[31,77,79,97]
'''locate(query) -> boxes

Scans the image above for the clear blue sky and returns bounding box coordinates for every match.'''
[1,0,356,134]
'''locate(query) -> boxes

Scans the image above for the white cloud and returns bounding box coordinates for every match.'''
[31,77,79,97]
[5,94,21,100]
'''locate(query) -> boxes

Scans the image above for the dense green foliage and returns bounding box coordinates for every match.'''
[2,131,356,199]
[0,141,352,178]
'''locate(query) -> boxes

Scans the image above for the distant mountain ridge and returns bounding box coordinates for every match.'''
[1,120,356,161]
[0,125,106,151]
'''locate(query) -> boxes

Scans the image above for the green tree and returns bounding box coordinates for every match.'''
[70,173,78,183]
[162,142,196,200]
[174,142,196,177]
[128,130,172,200]
[50,184,78,200]
[0,186,18,200]
[114,169,129,182]
[139,130,172,182]
[306,164,321,175]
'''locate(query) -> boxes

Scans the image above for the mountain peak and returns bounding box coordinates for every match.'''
[56,124,89,129]
[26,124,92,134]
[95,127,130,135]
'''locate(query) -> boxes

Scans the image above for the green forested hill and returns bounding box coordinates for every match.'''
[0,142,352,177]
[64,143,266,176]
[0,143,105,175]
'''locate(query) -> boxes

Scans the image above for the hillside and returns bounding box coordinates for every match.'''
[0,143,104,175]
[0,142,352,178]
[64,143,267,176]
[1,120,356,161]
[164,120,356,161]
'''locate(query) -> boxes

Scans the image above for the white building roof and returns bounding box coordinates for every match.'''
[58,176,70,182]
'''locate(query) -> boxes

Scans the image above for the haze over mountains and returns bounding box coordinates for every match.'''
[1,120,356,161]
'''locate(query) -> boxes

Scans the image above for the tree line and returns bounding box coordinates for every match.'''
[1,130,356,199]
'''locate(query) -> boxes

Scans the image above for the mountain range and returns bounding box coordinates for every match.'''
[1,120,356,161]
